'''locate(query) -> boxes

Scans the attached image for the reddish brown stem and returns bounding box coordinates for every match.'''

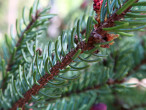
[10,40,94,110]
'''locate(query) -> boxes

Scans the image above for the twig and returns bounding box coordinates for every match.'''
[9,4,135,109]
[113,100,146,110]
[112,58,146,110]
[44,78,125,104]
[62,78,126,98]
[127,59,146,76]
[7,11,39,72]
[129,103,146,110]
[1,10,40,91]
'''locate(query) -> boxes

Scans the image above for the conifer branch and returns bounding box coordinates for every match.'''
[10,2,137,109]
[62,78,126,98]
[47,56,146,103]
[46,78,126,103]
[128,103,146,110]
[48,58,146,102]
[127,58,146,76]
[47,79,126,104]
[7,10,40,72]
[133,59,146,71]
[112,58,146,110]
[1,10,40,91]
[113,98,146,110]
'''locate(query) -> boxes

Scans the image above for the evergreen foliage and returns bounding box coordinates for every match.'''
[0,0,146,110]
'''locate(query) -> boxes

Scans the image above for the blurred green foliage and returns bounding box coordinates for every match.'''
[0,0,8,33]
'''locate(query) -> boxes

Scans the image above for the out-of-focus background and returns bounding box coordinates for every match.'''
[0,0,91,40]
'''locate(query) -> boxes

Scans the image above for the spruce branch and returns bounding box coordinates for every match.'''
[62,78,126,98]
[111,57,146,110]
[45,78,126,104]
[1,10,40,91]
[127,103,146,110]
[127,58,146,76]
[47,57,146,103]
[113,95,146,110]
[1,0,146,109]
[116,103,146,110]
[7,10,40,72]
[1,1,56,92]
[133,59,146,72]
[9,1,139,109]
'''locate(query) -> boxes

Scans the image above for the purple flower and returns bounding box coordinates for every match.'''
[90,103,107,110]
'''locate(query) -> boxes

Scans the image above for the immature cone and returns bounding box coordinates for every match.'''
[93,0,104,13]
[93,0,119,48]
[90,103,107,110]
[93,0,104,25]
